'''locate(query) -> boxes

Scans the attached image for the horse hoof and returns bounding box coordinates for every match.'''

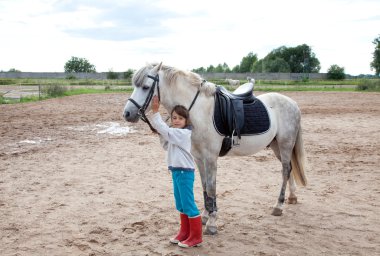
[288,196,298,204]
[271,207,283,216]
[201,216,209,225]
[204,226,218,235]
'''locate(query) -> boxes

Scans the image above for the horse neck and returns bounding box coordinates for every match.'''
[160,79,197,112]
[160,79,213,129]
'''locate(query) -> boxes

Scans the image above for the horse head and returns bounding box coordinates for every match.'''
[123,62,163,123]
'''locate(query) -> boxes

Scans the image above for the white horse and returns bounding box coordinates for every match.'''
[123,63,307,235]
[225,78,240,86]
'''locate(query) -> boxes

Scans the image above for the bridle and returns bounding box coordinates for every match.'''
[128,74,160,133]
[127,73,204,133]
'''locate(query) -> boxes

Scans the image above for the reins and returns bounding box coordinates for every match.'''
[128,75,204,133]
[188,79,205,111]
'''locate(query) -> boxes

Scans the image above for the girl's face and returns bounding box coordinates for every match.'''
[171,111,187,128]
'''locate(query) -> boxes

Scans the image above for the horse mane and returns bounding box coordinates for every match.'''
[132,63,216,97]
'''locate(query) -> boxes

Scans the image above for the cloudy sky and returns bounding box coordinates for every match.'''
[0,0,379,75]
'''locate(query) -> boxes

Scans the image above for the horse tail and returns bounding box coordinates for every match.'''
[291,126,308,186]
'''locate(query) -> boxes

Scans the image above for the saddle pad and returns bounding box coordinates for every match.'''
[213,98,270,136]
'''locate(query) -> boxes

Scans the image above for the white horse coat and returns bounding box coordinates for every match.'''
[123,63,307,235]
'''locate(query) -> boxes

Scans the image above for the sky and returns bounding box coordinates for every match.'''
[0,0,379,75]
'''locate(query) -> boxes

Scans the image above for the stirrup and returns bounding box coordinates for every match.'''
[231,130,240,146]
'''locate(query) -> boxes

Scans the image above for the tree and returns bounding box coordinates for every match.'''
[123,69,134,79]
[8,68,21,72]
[214,64,225,73]
[222,62,231,73]
[231,65,240,73]
[206,65,216,72]
[327,64,345,80]
[370,35,380,76]
[106,69,119,79]
[192,67,206,73]
[263,44,320,73]
[239,52,258,72]
[64,56,96,73]
[265,57,291,72]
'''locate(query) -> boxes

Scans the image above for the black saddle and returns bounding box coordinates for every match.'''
[214,83,255,139]
[213,83,270,156]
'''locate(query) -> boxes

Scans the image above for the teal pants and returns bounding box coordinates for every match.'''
[171,169,200,217]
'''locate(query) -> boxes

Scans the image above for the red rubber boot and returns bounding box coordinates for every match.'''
[178,215,202,248]
[170,213,189,244]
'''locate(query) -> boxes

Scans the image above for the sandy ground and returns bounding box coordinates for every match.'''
[1,92,379,256]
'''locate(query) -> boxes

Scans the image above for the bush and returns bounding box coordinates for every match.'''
[0,79,15,85]
[66,74,77,80]
[123,69,134,79]
[107,69,119,79]
[327,64,345,80]
[64,56,96,73]
[356,79,380,91]
[44,84,67,97]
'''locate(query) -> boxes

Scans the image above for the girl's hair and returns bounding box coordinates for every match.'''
[171,105,190,126]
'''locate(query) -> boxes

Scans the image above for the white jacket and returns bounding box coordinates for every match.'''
[151,113,195,171]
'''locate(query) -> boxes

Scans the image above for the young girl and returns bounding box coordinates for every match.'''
[150,95,202,248]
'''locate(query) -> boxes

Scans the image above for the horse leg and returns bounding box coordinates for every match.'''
[288,175,297,204]
[270,139,293,216]
[194,158,209,225]
[272,160,291,216]
[270,140,298,205]
[202,158,218,235]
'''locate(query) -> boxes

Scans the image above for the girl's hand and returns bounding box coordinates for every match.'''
[152,95,160,113]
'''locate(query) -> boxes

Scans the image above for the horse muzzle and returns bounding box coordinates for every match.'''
[123,109,140,123]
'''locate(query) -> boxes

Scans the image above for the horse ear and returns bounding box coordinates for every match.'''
[153,62,163,72]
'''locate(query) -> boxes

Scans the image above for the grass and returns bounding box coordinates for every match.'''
[210,78,364,87]
[255,86,355,92]
[0,78,132,86]
[63,87,132,96]
[356,79,380,91]
[0,87,133,104]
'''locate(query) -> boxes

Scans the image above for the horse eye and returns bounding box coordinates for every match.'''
[142,85,150,90]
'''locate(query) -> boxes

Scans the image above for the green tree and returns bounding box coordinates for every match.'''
[327,64,345,80]
[8,68,21,72]
[370,35,380,76]
[263,44,320,73]
[123,69,134,79]
[239,52,258,72]
[214,64,225,72]
[206,65,216,72]
[265,57,291,72]
[192,67,206,73]
[231,65,240,73]
[252,59,263,72]
[222,62,231,73]
[64,56,96,73]
[106,69,119,79]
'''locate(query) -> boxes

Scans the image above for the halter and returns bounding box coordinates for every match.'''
[128,74,160,132]
[127,74,203,133]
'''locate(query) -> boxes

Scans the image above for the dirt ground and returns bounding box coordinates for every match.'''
[1,92,379,256]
